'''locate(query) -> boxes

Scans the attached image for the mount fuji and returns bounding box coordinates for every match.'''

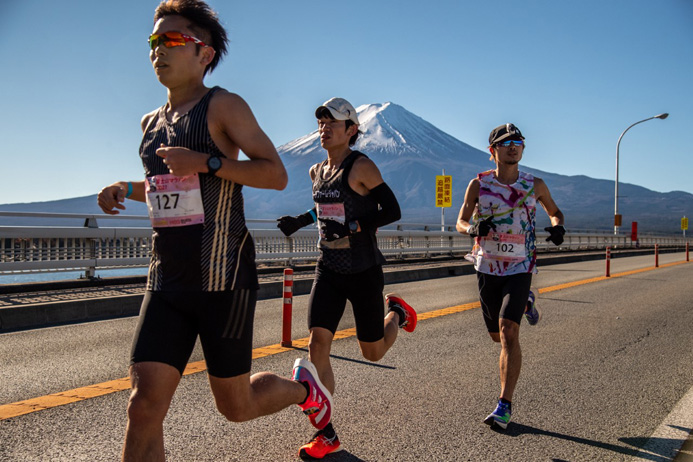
[1,102,690,233]
[245,101,493,223]
[244,102,692,233]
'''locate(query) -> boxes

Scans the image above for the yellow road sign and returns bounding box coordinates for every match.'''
[435,175,452,208]
[682,217,688,231]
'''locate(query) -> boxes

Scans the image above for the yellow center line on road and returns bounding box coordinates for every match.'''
[1,259,689,421]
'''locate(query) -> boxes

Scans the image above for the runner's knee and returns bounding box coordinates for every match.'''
[359,341,386,362]
[215,394,255,422]
[126,387,170,425]
[499,320,520,345]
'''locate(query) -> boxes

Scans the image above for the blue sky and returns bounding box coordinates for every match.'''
[1,0,691,206]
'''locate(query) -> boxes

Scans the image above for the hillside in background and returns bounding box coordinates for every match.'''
[1,102,690,234]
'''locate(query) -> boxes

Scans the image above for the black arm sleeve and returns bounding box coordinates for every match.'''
[357,182,401,230]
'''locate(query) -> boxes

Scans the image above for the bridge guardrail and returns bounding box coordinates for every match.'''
[0,212,688,279]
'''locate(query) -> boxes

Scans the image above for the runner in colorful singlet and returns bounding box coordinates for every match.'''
[469,169,537,276]
[276,98,417,460]
[456,123,565,431]
[96,2,333,460]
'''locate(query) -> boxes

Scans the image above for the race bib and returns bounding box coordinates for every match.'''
[479,232,526,262]
[317,203,349,249]
[317,203,345,224]
[145,174,204,228]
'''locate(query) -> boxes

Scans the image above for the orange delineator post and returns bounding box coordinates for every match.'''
[605,246,611,277]
[655,244,659,268]
[281,268,293,347]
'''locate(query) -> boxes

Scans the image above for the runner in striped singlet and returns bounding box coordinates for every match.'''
[96,2,332,460]
[456,123,565,430]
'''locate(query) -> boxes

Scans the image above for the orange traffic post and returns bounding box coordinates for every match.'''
[605,246,611,277]
[281,268,293,347]
[655,244,659,268]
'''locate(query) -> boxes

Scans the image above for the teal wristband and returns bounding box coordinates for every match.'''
[308,209,317,223]
[125,182,133,198]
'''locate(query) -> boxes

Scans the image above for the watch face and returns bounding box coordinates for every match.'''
[208,156,222,171]
[349,221,358,232]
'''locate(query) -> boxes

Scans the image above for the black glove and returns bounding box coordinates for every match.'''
[277,211,315,237]
[468,216,496,237]
[320,219,350,241]
[544,225,566,245]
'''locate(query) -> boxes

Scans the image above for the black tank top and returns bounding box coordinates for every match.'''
[139,87,258,292]
[313,151,385,274]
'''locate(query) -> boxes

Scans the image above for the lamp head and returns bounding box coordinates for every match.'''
[655,113,669,120]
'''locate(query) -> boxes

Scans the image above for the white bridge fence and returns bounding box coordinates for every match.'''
[0,212,688,279]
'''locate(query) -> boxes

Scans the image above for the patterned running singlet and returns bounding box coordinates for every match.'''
[312,151,385,274]
[139,87,258,292]
[470,170,537,276]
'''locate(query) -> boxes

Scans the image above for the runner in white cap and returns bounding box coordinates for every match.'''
[277,97,417,459]
[456,123,565,430]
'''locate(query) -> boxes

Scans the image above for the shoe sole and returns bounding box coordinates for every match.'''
[385,293,417,333]
[483,414,509,430]
[293,358,334,429]
[525,287,541,326]
[299,445,343,460]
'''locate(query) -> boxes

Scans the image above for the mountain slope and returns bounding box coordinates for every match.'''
[1,102,690,233]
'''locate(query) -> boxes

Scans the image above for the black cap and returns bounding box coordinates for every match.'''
[489,123,525,145]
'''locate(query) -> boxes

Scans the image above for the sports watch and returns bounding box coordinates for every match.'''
[348,220,359,234]
[207,156,222,176]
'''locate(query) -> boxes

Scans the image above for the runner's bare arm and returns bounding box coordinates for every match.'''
[95,111,154,214]
[156,91,287,190]
[348,156,385,194]
[209,91,287,189]
[534,177,564,226]
[456,178,480,234]
[348,157,401,230]
[97,181,145,214]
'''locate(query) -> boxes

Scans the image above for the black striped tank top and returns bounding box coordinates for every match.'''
[313,151,385,274]
[139,86,258,292]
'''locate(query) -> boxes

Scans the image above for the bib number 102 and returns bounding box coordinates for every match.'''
[153,193,180,210]
[496,242,514,253]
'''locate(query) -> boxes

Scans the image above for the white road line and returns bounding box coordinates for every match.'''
[629,385,693,461]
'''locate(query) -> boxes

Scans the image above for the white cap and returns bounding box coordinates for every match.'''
[315,97,359,125]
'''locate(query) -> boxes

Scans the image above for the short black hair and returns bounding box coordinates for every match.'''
[315,107,360,147]
[154,0,228,75]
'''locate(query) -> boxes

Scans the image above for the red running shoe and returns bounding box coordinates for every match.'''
[299,429,342,460]
[385,293,417,333]
[292,358,333,429]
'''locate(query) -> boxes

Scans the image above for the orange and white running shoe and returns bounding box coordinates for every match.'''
[385,293,417,333]
[299,429,342,460]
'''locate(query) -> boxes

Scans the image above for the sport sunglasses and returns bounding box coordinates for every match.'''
[148,31,209,50]
[496,140,525,147]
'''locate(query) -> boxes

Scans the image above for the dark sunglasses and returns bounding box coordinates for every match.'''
[496,140,524,147]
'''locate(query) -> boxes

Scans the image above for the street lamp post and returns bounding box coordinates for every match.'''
[614,113,669,235]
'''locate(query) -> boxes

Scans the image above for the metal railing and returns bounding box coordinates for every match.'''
[0,212,688,278]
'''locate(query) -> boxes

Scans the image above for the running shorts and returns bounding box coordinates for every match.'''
[476,272,532,333]
[131,289,256,378]
[308,263,385,342]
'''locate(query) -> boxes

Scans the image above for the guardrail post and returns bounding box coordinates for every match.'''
[281,268,293,347]
[85,239,97,279]
[605,246,611,277]
[654,244,659,268]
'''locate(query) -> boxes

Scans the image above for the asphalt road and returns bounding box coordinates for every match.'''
[1,253,692,461]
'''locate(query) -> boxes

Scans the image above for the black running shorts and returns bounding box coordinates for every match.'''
[308,263,385,342]
[131,289,256,378]
[476,272,532,333]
